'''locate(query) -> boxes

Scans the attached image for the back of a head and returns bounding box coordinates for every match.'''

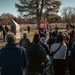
[6,32,16,43]
[52,31,56,37]
[33,33,40,44]
[56,34,64,43]
[58,32,62,35]
[40,37,46,44]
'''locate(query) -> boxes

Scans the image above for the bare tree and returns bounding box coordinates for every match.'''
[0,13,15,25]
[71,7,75,25]
[61,7,75,25]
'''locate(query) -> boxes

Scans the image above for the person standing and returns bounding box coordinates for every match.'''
[26,33,46,75]
[47,31,56,72]
[54,25,58,34]
[19,33,31,48]
[2,27,6,42]
[0,33,27,75]
[49,25,52,38]
[27,26,30,33]
[0,26,3,42]
[50,34,67,75]
[5,26,9,33]
[47,31,56,49]
[66,38,75,75]
[40,37,49,55]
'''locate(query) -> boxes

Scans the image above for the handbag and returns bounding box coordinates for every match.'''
[50,43,62,57]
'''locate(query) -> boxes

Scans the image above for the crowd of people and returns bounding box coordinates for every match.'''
[0,24,75,75]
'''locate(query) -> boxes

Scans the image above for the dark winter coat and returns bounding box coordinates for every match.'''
[66,45,75,75]
[0,42,27,75]
[26,43,46,74]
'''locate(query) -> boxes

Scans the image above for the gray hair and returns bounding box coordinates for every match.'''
[6,32,16,43]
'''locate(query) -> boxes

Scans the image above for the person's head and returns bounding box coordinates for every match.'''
[23,33,26,38]
[40,37,46,44]
[56,34,64,43]
[6,32,16,43]
[58,32,62,35]
[51,31,57,37]
[33,33,40,44]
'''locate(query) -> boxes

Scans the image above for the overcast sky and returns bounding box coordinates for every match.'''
[0,0,75,17]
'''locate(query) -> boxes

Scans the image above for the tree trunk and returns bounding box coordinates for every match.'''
[37,17,41,34]
[37,17,41,28]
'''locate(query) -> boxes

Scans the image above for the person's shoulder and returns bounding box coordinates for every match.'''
[62,43,67,47]
[26,43,33,49]
[26,38,30,42]
[39,44,45,50]
[51,43,57,46]
[19,38,24,42]
[41,43,48,48]
[17,45,26,51]
[63,42,67,45]
[0,47,6,54]
[0,47,6,51]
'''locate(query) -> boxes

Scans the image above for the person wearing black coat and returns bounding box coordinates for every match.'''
[0,33,27,75]
[66,38,75,75]
[26,34,46,75]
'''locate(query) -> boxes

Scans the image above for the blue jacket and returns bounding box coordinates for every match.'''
[0,42,27,75]
[66,45,75,68]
